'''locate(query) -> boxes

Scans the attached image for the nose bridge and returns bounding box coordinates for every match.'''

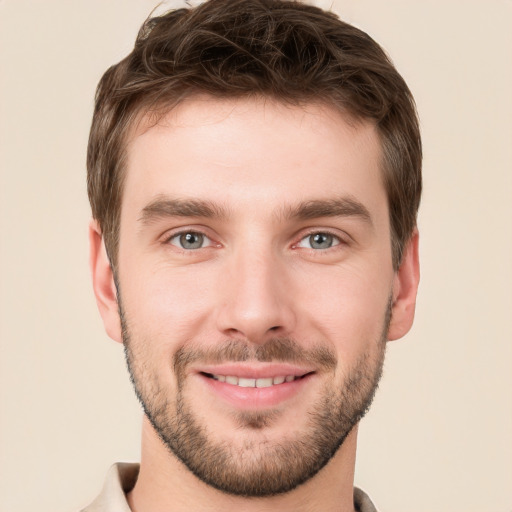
[216,237,295,341]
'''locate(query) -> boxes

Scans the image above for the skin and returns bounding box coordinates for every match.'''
[90,96,420,512]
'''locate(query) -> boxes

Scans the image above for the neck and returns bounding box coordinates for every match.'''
[127,416,358,512]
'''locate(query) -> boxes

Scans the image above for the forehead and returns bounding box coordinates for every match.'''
[122,96,386,223]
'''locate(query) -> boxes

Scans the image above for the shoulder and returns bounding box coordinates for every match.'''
[354,486,379,512]
[80,463,139,512]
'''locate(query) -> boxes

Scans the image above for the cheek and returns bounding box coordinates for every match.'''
[121,263,218,341]
[292,264,391,358]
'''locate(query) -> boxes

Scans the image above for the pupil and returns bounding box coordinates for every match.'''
[311,233,332,249]
[181,232,203,249]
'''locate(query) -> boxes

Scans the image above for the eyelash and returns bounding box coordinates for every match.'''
[293,230,347,252]
[163,228,347,253]
[165,230,216,251]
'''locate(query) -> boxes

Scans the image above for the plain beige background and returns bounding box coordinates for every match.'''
[1,0,511,511]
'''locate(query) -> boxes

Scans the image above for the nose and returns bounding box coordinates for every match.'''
[215,245,296,343]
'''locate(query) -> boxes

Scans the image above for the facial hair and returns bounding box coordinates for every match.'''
[121,302,390,497]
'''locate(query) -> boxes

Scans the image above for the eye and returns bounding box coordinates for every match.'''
[168,231,212,250]
[297,232,341,250]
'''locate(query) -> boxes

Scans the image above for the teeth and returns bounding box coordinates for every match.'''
[256,378,273,388]
[238,378,256,387]
[211,374,297,387]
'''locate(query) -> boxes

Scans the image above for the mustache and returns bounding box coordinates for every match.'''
[173,337,337,377]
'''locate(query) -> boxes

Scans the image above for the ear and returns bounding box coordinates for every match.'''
[387,229,420,341]
[89,219,123,343]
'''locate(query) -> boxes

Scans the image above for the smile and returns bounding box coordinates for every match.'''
[207,374,301,388]
[198,368,315,409]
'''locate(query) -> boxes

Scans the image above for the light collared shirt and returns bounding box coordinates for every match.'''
[82,463,378,512]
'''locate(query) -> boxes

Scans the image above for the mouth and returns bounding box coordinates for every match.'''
[201,372,311,388]
[195,365,316,409]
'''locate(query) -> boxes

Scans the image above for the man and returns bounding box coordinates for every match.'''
[84,0,421,510]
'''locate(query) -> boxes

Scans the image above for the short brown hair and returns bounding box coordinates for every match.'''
[87,0,421,270]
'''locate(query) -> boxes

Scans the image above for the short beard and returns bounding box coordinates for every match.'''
[121,303,390,497]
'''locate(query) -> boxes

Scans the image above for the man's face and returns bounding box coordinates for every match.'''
[111,97,399,496]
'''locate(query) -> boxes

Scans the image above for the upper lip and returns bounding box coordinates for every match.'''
[194,363,315,379]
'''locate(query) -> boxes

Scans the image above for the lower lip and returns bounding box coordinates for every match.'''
[198,373,314,409]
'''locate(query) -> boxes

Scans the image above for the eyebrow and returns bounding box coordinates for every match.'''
[138,195,373,226]
[285,197,373,225]
[139,197,229,225]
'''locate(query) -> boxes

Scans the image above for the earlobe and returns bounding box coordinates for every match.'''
[89,220,123,343]
[387,230,420,341]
